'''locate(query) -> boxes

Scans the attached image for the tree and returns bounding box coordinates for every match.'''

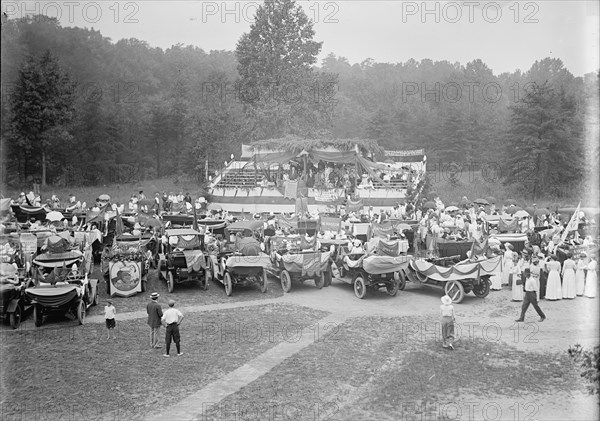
[504,81,584,199]
[10,50,75,186]
[235,0,335,139]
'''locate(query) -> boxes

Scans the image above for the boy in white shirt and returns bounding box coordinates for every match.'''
[440,295,455,350]
[104,300,117,340]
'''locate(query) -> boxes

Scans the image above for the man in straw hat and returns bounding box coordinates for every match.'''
[515,268,546,323]
[440,295,455,350]
[161,299,184,357]
[147,292,163,348]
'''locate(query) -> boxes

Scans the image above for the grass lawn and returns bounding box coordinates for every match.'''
[0,303,328,421]
[202,315,588,421]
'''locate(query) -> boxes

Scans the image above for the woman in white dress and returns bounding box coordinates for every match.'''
[584,256,597,298]
[511,252,524,301]
[544,255,562,300]
[575,252,588,296]
[561,253,577,299]
[502,243,514,286]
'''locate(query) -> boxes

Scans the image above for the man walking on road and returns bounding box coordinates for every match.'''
[147,292,163,348]
[162,299,184,357]
[515,268,546,322]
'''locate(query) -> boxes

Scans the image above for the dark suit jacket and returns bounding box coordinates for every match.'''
[147,300,163,328]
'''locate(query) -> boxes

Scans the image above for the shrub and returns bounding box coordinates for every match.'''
[568,344,600,396]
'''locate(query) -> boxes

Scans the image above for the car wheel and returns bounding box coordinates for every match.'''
[353,274,367,299]
[77,300,86,325]
[324,269,332,287]
[9,305,22,329]
[386,277,399,297]
[204,259,212,291]
[315,272,324,289]
[224,272,233,296]
[397,270,407,291]
[33,304,43,327]
[167,272,174,293]
[280,270,292,293]
[444,280,465,304]
[260,270,268,293]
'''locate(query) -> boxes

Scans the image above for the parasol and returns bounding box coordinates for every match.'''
[524,207,535,216]
[98,194,111,201]
[445,206,459,212]
[208,203,222,211]
[473,198,489,206]
[485,196,497,204]
[534,208,549,216]
[514,210,529,218]
[46,211,64,222]
[504,198,518,206]
[422,201,436,210]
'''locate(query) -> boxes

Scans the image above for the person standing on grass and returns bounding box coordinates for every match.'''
[147,292,163,348]
[515,268,546,323]
[162,300,184,357]
[104,300,117,340]
[440,295,455,350]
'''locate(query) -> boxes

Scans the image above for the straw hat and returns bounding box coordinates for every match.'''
[151,292,160,299]
[441,295,452,305]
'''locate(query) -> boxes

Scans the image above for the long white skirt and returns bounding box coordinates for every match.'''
[545,270,562,300]
[511,274,523,301]
[584,270,597,298]
[575,268,586,295]
[562,268,576,299]
[490,273,502,290]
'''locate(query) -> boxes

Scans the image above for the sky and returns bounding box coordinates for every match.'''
[2,0,599,76]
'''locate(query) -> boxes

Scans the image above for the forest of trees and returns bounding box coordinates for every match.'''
[1,0,598,201]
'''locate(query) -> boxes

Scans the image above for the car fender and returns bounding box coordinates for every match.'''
[6,299,20,313]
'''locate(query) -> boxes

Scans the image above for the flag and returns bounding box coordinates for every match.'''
[561,202,581,243]
[469,237,488,257]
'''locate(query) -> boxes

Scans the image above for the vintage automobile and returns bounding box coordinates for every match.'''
[333,237,406,299]
[0,263,33,328]
[268,234,332,292]
[400,254,499,303]
[25,240,99,326]
[0,234,33,329]
[101,234,155,296]
[158,228,212,293]
[213,220,270,296]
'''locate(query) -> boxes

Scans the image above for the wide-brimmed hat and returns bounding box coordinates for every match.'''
[353,239,362,247]
[151,292,159,299]
[506,243,514,250]
[441,295,452,305]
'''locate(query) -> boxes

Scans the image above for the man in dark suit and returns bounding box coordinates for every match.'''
[147,292,163,348]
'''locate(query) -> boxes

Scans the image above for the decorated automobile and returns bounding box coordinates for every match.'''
[400,255,499,304]
[101,234,154,296]
[25,235,99,326]
[332,236,407,299]
[213,220,270,296]
[158,228,212,293]
[268,234,332,292]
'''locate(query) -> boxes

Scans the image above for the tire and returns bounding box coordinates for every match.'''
[33,304,43,327]
[444,280,465,304]
[93,285,99,306]
[315,272,324,289]
[280,270,292,293]
[353,274,367,299]
[324,269,332,287]
[203,260,212,291]
[141,276,147,293]
[397,271,407,291]
[167,272,174,293]
[224,272,233,296]
[9,305,22,329]
[472,277,491,298]
[77,300,86,325]
[386,277,400,296]
[260,270,268,293]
